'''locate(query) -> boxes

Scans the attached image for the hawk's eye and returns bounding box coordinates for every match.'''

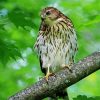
[46,11,51,15]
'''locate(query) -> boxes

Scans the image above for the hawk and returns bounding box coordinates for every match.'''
[34,7,77,99]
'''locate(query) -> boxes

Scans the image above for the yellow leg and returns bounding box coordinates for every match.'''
[45,64,52,81]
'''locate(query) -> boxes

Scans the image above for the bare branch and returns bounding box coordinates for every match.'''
[9,51,100,100]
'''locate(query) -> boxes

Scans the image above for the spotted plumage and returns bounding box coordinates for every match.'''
[35,7,77,73]
[34,7,77,99]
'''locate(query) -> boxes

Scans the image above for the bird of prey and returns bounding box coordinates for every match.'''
[34,7,77,99]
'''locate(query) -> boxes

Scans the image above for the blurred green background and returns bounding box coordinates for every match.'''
[0,0,100,100]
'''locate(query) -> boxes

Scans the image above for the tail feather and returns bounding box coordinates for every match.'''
[56,90,69,100]
[49,90,69,100]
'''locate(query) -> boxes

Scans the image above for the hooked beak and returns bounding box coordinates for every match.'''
[41,14,46,21]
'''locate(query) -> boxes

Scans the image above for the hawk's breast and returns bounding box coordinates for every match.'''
[36,21,77,73]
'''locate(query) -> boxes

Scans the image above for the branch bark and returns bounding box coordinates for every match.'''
[9,51,100,100]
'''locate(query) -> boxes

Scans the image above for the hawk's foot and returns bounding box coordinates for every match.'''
[45,72,53,81]
[61,63,73,72]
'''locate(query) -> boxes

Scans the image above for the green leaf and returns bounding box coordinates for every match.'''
[8,8,34,28]
[73,95,100,100]
[0,39,22,64]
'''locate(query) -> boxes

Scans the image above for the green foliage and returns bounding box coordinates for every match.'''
[73,95,100,100]
[0,0,100,100]
[8,8,34,28]
[0,39,21,64]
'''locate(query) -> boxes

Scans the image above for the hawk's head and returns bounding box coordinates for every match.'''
[41,7,63,25]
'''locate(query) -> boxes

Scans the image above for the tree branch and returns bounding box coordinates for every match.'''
[9,51,100,100]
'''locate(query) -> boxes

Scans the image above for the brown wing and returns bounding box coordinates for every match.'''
[39,55,46,75]
[34,20,47,74]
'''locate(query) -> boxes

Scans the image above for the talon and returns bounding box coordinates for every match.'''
[45,64,53,81]
[62,63,73,72]
[62,64,70,69]
[45,72,52,81]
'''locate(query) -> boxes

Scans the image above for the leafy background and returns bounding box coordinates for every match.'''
[0,0,100,100]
